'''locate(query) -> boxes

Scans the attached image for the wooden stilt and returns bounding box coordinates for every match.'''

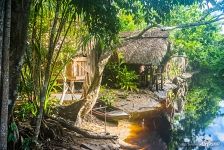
[60,80,68,104]
[161,67,163,90]
[145,65,149,87]
[156,74,158,91]
[149,65,153,89]
[105,107,107,134]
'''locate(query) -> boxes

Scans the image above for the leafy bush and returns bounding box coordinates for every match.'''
[16,101,37,121]
[117,66,138,91]
[21,138,32,150]
[103,54,138,91]
[44,97,60,115]
[16,97,59,121]
[99,87,116,107]
[8,122,18,143]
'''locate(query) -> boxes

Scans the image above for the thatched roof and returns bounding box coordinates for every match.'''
[118,28,170,66]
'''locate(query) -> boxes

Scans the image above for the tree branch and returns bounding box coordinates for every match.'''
[202,2,224,18]
[123,24,155,40]
[123,4,224,40]
[160,16,224,31]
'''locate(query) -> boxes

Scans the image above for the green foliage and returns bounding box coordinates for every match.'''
[72,0,120,45]
[118,8,146,32]
[15,101,38,121]
[117,66,138,91]
[19,0,90,122]
[166,5,224,71]
[8,122,18,143]
[166,60,182,80]
[99,87,116,107]
[16,102,38,121]
[71,0,204,38]
[16,94,59,120]
[119,12,139,31]
[167,90,176,101]
[103,54,138,91]
[21,138,32,150]
[19,66,60,118]
[44,97,60,115]
[115,0,199,24]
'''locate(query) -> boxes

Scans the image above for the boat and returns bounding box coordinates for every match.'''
[92,105,129,121]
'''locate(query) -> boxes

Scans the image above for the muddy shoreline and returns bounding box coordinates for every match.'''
[40,73,192,149]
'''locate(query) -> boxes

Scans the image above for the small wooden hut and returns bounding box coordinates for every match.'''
[119,28,170,91]
[60,39,96,103]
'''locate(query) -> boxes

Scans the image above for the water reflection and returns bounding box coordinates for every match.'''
[125,73,224,149]
[125,116,170,150]
[169,73,224,150]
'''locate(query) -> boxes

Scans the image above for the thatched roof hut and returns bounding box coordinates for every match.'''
[119,28,170,66]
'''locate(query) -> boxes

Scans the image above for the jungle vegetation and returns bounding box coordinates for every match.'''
[0,0,224,149]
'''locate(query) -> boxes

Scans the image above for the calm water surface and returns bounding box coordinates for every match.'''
[169,73,224,150]
[126,73,224,150]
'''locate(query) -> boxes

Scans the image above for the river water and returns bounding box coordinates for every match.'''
[126,73,224,150]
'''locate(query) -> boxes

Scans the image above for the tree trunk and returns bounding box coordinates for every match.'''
[33,0,60,141]
[8,0,31,115]
[74,51,112,126]
[0,0,11,149]
[0,0,5,119]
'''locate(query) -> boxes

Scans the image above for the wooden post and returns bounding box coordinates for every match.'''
[161,66,163,90]
[152,66,155,86]
[145,65,149,87]
[149,65,153,89]
[60,80,68,104]
[90,109,92,123]
[156,74,158,91]
[104,107,107,134]
[139,65,143,87]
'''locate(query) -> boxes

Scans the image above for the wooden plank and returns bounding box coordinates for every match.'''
[73,57,88,61]
[81,61,84,75]
[79,62,82,76]
[76,76,85,81]
[76,63,79,76]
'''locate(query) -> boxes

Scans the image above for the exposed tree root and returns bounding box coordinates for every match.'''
[58,100,83,122]
[39,117,64,140]
[118,139,141,150]
[15,115,119,150]
[48,116,118,140]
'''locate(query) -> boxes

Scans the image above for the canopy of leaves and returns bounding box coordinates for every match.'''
[71,0,120,45]
[118,10,146,31]
[167,5,224,71]
[71,0,215,44]
[115,0,202,24]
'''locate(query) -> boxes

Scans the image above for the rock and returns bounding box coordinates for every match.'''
[173,77,184,85]
[154,90,167,100]
[173,98,184,113]
[163,83,177,90]
[173,101,178,112]
[180,73,192,79]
